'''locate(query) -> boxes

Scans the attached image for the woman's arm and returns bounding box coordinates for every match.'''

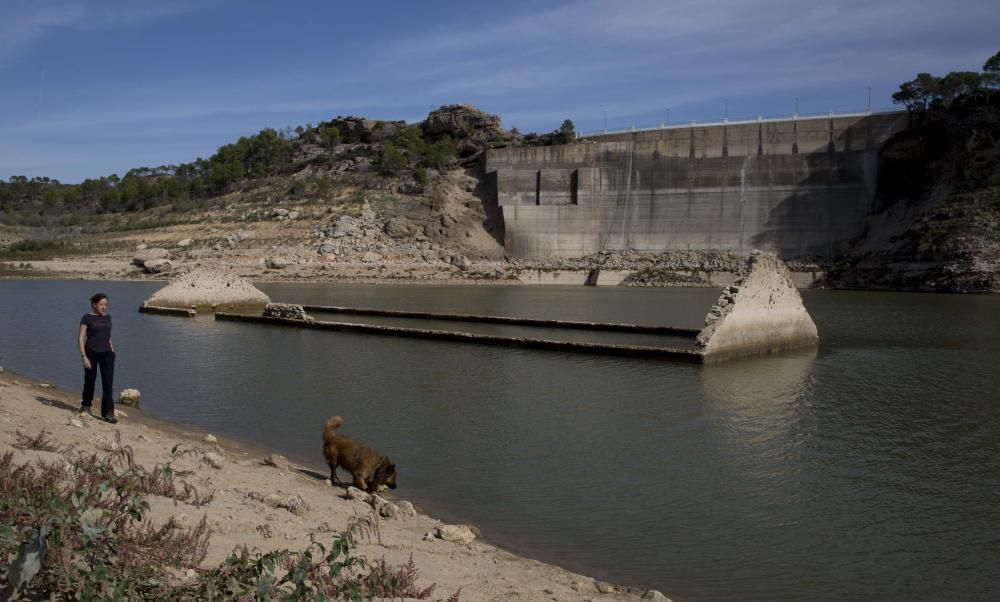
[78,324,91,369]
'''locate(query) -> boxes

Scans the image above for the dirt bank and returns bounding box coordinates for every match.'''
[0,369,669,601]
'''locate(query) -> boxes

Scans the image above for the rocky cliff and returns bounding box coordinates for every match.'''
[827,97,1000,292]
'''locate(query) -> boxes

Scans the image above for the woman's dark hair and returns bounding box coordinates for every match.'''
[90,293,108,307]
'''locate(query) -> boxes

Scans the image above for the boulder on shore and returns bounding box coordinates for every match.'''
[435,525,477,544]
[142,258,172,274]
[132,248,169,266]
[265,256,288,270]
[119,388,141,407]
[142,267,270,310]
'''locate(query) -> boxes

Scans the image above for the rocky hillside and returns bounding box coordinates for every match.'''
[0,105,521,280]
[827,95,1000,292]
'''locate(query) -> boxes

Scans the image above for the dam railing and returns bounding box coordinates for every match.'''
[581,107,906,138]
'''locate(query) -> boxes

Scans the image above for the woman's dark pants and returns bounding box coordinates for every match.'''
[82,350,115,417]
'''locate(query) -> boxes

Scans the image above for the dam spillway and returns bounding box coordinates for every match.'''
[483,111,908,258]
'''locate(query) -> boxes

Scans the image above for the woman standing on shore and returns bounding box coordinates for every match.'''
[78,293,117,423]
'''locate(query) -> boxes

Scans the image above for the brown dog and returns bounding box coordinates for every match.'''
[322,416,397,493]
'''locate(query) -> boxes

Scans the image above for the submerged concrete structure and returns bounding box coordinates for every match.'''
[483,112,908,258]
[696,250,818,361]
[215,252,817,362]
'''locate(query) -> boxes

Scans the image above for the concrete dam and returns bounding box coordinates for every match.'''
[483,112,909,258]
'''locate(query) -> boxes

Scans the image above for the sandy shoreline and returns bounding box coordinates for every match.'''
[0,368,670,601]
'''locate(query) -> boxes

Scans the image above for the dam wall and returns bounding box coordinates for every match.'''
[483,112,908,258]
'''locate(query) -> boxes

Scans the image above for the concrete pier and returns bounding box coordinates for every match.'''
[696,250,819,361]
[138,304,197,318]
[141,267,270,310]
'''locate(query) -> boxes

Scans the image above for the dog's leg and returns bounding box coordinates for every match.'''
[327,450,341,485]
[352,473,367,492]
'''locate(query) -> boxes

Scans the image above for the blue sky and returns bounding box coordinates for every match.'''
[1,0,997,183]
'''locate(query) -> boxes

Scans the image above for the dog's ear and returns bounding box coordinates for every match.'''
[373,457,390,482]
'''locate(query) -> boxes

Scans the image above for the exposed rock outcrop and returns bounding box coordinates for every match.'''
[327,215,361,239]
[142,258,172,274]
[132,248,169,267]
[264,256,288,269]
[142,268,270,309]
[319,116,407,144]
[424,104,503,140]
[383,217,414,239]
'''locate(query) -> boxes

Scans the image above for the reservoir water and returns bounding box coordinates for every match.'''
[1,280,998,600]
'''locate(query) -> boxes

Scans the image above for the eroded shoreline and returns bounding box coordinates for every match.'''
[0,368,670,601]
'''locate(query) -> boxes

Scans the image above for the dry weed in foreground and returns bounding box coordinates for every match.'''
[12,429,59,452]
[184,515,457,600]
[0,442,459,600]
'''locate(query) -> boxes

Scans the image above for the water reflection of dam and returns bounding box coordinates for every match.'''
[483,112,908,258]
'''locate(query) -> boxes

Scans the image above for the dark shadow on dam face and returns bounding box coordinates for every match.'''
[745,133,877,257]
[479,168,506,246]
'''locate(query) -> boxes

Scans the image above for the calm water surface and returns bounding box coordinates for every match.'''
[1,280,998,601]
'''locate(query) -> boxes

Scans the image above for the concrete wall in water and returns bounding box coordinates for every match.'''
[483,113,908,258]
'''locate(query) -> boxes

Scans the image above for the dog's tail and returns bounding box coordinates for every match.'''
[323,415,344,440]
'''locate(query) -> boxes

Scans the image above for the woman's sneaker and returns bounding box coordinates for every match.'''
[79,405,94,416]
[102,414,118,424]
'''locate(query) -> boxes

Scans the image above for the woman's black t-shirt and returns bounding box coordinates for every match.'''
[80,313,112,353]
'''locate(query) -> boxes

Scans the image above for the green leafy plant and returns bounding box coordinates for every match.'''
[380,142,408,175]
[414,168,428,186]
[4,240,65,255]
[423,136,457,169]
[0,446,211,600]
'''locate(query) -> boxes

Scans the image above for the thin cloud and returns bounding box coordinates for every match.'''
[1,93,425,135]
[380,0,995,60]
[0,0,213,64]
